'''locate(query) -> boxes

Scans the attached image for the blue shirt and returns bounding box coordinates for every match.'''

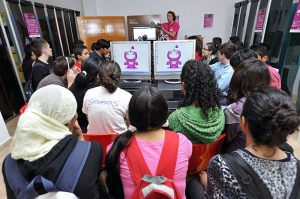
[210,62,234,95]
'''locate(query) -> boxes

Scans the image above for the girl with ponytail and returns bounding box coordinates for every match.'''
[69,57,101,132]
[82,61,132,134]
[105,86,192,199]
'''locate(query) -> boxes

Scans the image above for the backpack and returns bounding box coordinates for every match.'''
[126,130,182,199]
[23,62,49,102]
[4,141,91,199]
[221,152,300,199]
[23,79,34,103]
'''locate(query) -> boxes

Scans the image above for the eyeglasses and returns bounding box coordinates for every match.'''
[202,48,210,51]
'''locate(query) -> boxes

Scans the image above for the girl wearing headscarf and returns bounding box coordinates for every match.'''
[3,85,104,199]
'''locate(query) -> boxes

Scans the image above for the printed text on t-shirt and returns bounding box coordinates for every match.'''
[88,99,119,107]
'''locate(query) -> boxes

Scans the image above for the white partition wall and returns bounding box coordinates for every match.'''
[83,0,241,43]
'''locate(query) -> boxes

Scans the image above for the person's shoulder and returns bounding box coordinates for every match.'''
[168,108,182,123]
[168,109,178,118]
[116,88,132,97]
[176,132,192,143]
[209,154,225,169]
[33,59,46,67]
[85,86,99,95]
[228,97,246,115]
[210,61,221,68]
[89,51,97,57]
[175,132,193,156]
[227,64,234,72]
[89,140,103,154]
[268,65,280,76]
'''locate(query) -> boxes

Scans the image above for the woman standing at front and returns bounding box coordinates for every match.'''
[160,11,180,40]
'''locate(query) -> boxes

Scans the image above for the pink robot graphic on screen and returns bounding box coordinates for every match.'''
[124,46,138,68]
[166,45,181,68]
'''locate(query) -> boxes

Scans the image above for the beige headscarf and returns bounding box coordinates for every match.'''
[11,85,77,161]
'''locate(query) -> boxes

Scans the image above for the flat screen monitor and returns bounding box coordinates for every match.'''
[132,26,156,41]
[110,41,151,80]
[154,40,195,80]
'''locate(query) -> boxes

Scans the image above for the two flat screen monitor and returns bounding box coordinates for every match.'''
[110,40,196,80]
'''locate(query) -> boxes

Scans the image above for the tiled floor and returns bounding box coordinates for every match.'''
[0,116,299,198]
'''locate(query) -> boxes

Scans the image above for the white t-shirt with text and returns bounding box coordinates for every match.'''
[82,86,132,134]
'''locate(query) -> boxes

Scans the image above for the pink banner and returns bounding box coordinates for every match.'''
[290,3,300,32]
[23,13,41,38]
[255,9,266,31]
[204,14,213,28]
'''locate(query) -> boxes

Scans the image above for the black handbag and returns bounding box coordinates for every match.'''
[23,79,33,103]
[23,61,46,102]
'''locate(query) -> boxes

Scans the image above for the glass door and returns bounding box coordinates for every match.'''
[253,0,271,44]
[244,0,260,48]
[231,2,242,36]
[237,0,250,41]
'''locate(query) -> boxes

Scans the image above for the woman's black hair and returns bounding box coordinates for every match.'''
[212,37,222,49]
[230,49,258,69]
[227,58,270,104]
[205,42,218,55]
[180,60,223,117]
[105,86,168,199]
[99,60,121,93]
[242,87,300,147]
[23,44,32,62]
[74,57,101,89]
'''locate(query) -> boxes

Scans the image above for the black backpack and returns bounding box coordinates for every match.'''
[4,141,91,199]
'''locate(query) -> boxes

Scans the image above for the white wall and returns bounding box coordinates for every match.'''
[82,0,240,43]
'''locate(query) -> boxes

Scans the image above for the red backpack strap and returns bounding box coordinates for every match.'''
[155,130,179,180]
[126,136,152,185]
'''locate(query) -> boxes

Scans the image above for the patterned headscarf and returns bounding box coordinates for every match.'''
[11,85,77,161]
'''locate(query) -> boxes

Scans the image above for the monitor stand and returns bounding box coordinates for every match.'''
[122,79,142,83]
[164,79,181,84]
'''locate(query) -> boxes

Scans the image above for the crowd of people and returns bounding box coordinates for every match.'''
[2,10,299,199]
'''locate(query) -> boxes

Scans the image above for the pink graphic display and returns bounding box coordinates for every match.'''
[153,40,195,80]
[110,41,151,79]
[124,46,138,68]
[204,14,214,28]
[290,3,300,32]
[23,13,41,38]
[255,9,266,31]
[166,45,181,68]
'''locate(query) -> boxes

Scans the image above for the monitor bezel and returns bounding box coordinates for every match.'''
[153,40,196,80]
[110,41,152,80]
